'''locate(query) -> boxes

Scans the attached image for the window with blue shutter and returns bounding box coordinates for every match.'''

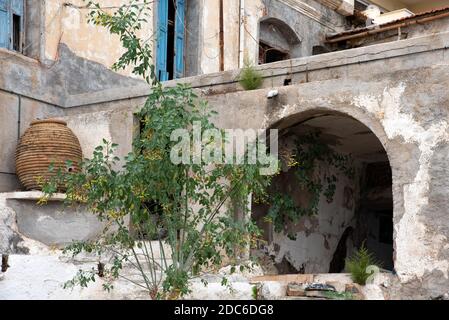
[156,0,185,81]
[174,0,185,79]
[156,0,169,81]
[0,0,10,49]
[0,0,23,51]
[11,0,24,51]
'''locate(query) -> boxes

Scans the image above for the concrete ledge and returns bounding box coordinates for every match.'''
[3,191,66,202]
[63,31,449,108]
[313,0,354,16]
[3,193,106,247]
[337,0,354,16]
[0,49,66,108]
[250,273,352,284]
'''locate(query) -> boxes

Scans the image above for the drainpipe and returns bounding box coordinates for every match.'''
[239,0,245,68]
[219,0,224,71]
[17,94,22,141]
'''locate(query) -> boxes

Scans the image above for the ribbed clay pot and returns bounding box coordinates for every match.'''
[15,119,82,191]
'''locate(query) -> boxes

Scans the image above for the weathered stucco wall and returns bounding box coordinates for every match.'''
[0,35,146,191]
[191,31,449,298]
[217,71,448,299]
[328,10,449,50]
[43,0,155,77]
[13,29,446,298]
[39,0,347,76]
[263,0,346,59]
[265,155,361,274]
[1,6,449,299]
[370,0,449,13]
[195,0,347,73]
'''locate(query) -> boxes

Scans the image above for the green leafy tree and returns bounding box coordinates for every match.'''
[41,0,273,299]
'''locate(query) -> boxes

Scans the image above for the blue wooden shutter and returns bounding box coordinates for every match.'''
[174,0,185,79]
[156,0,169,81]
[11,0,22,14]
[0,0,10,49]
[11,0,23,51]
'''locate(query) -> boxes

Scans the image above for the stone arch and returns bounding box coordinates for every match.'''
[266,107,391,158]
[258,17,301,64]
[254,106,399,274]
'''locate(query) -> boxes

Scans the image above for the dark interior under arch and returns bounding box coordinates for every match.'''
[252,112,394,274]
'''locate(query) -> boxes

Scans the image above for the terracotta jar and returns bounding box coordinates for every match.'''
[15,119,82,191]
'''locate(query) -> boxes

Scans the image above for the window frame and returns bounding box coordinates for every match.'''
[156,0,186,81]
[0,0,24,52]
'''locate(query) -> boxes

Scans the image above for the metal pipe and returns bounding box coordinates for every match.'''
[239,0,245,68]
[17,94,21,141]
[219,0,224,71]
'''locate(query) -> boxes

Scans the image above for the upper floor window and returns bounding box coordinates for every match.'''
[0,0,24,51]
[156,0,185,81]
[258,17,301,65]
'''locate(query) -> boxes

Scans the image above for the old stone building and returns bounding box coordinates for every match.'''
[1,0,449,299]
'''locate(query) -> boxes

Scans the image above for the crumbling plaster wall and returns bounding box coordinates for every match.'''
[263,0,346,59]
[196,0,260,74]
[53,34,449,298]
[337,15,449,50]
[255,73,448,298]
[0,42,146,192]
[263,142,362,274]
[178,32,449,298]
[43,0,155,77]
[196,0,347,73]
[1,12,449,298]
[62,106,139,170]
[44,49,449,298]
[41,0,259,76]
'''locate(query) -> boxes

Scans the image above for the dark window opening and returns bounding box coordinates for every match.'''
[259,41,290,64]
[133,201,167,241]
[355,0,369,12]
[312,45,331,56]
[12,14,21,52]
[283,78,292,86]
[132,118,170,241]
[378,211,393,245]
[167,0,176,80]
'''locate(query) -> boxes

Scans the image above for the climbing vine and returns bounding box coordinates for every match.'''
[265,132,355,239]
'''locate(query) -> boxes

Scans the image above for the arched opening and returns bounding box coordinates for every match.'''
[252,111,394,275]
[258,17,301,65]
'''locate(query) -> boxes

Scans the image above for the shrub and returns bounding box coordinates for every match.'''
[345,243,381,285]
[238,59,263,90]
[41,0,274,299]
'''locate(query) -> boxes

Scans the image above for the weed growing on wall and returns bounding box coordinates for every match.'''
[238,59,263,90]
[345,243,381,285]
